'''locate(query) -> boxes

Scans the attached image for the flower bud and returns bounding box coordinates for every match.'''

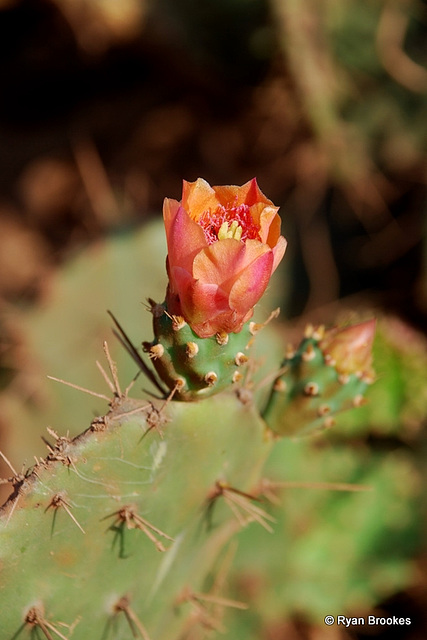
[319,319,376,379]
[163,178,287,338]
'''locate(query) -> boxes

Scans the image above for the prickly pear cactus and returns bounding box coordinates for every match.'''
[0,380,273,639]
[0,178,422,639]
[262,320,376,437]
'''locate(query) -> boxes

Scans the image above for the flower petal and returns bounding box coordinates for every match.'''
[192,238,271,294]
[271,235,287,273]
[213,178,273,208]
[163,200,207,275]
[229,247,274,314]
[181,178,219,221]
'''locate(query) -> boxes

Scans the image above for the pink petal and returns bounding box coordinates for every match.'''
[271,235,287,273]
[229,248,274,314]
[192,238,271,293]
[164,201,207,274]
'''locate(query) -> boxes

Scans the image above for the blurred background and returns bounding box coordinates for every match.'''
[0,0,426,638]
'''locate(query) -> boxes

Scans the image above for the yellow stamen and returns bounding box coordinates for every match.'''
[218,221,243,241]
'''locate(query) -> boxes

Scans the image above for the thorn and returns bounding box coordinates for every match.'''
[25,605,70,640]
[208,481,275,533]
[45,493,85,534]
[171,315,186,331]
[148,343,165,359]
[352,394,367,407]
[235,387,252,405]
[232,371,243,383]
[47,376,111,402]
[285,343,296,359]
[96,359,116,394]
[273,378,287,392]
[234,352,248,366]
[186,342,199,358]
[323,416,335,429]
[105,505,173,552]
[204,371,218,386]
[215,331,229,345]
[303,381,320,396]
[302,343,316,361]
[304,323,314,338]
[108,310,168,396]
[0,450,18,477]
[113,596,152,640]
[317,404,331,416]
[312,325,325,341]
[338,373,350,384]
[249,307,280,335]
[259,477,372,498]
[103,340,122,397]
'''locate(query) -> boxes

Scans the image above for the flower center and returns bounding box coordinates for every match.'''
[198,203,260,245]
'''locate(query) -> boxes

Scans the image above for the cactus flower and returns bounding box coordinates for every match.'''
[319,319,376,380]
[163,178,287,338]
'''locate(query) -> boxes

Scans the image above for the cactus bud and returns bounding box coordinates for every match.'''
[163,178,287,338]
[319,319,376,380]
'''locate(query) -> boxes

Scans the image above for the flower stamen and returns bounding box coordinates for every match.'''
[199,203,260,245]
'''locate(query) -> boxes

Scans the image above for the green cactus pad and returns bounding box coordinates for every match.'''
[143,301,257,401]
[0,393,271,639]
[262,334,372,437]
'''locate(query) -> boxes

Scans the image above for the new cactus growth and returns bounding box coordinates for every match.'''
[262,320,376,436]
[142,299,255,400]
[0,179,383,639]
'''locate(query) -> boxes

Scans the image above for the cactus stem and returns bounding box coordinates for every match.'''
[113,596,152,640]
[105,505,173,552]
[25,605,70,640]
[45,493,86,534]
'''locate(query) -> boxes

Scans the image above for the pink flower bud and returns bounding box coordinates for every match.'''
[319,319,376,379]
[163,178,287,338]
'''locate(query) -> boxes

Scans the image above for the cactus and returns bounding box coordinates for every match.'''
[0,179,422,638]
[262,320,376,437]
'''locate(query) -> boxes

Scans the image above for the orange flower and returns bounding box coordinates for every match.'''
[163,178,287,338]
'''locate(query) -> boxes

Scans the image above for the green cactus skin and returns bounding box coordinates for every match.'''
[0,392,272,639]
[262,331,372,437]
[142,300,257,401]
